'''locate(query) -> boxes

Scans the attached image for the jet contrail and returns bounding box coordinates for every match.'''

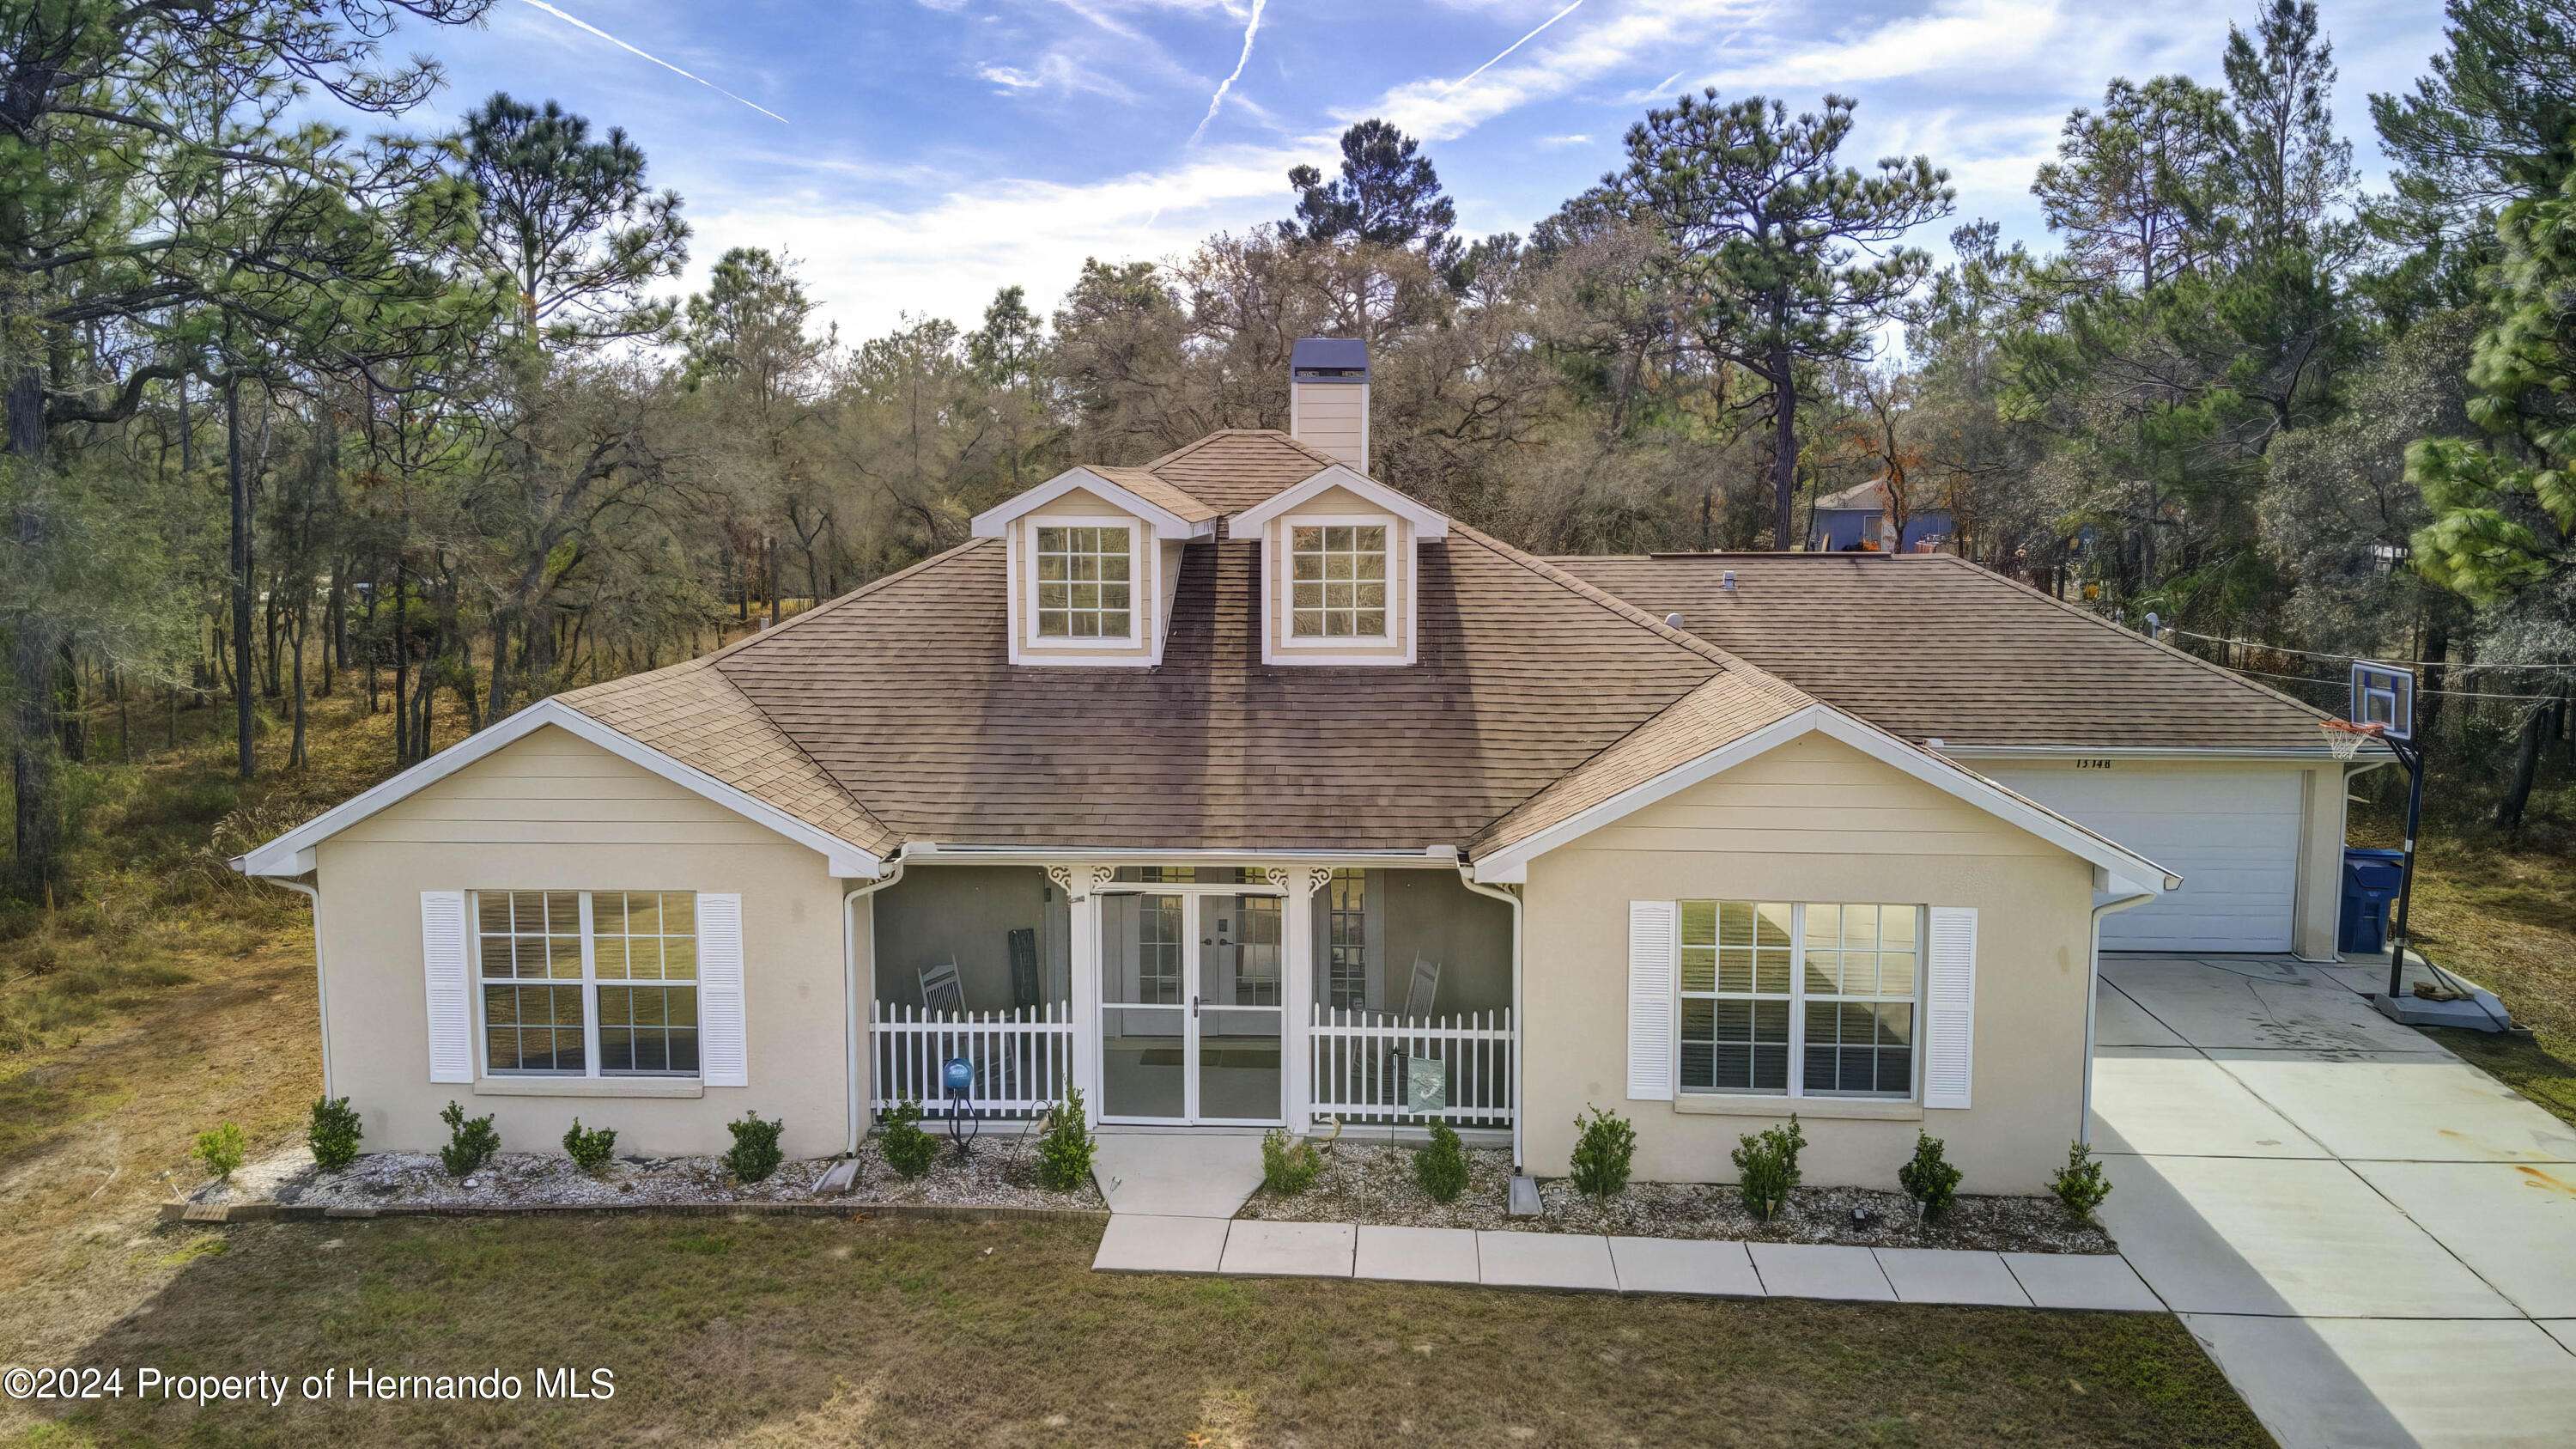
[1186,0,1267,147]
[517,0,788,124]
[1446,0,1588,92]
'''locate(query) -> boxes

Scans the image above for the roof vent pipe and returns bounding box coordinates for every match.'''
[1664,612,1685,630]
[1289,337,1370,472]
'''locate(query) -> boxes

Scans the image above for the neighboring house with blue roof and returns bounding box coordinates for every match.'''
[1810,478,1954,553]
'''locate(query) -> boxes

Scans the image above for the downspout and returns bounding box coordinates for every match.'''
[1455,861,1524,1172]
[257,878,332,1100]
[2082,877,2160,1145]
[841,855,908,1154]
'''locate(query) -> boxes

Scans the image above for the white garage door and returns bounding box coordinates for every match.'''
[1983,765,2305,953]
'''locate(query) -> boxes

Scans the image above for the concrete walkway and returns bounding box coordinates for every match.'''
[1089,1129,1266,1217]
[2093,953,2576,1448]
[1092,1216,2161,1310]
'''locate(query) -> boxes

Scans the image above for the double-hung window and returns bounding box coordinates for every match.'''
[1033,522,1136,642]
[1678,901,1919,1099]
[476,890,701,1077]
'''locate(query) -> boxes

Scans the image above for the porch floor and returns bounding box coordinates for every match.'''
[1088,1131,1265,1218]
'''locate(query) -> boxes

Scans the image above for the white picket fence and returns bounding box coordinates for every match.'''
[1308,1006,1515,1125]
[870,1002,1075,1118]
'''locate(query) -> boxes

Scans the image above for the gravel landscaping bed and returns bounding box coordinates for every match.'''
[183,1128,1103,1214]
[1237,1143,2111,1254]
[840,1128,1105,1211]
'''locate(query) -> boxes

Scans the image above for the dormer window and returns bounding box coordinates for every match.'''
[1035,522,1137,642]
[1289,522,1390,641]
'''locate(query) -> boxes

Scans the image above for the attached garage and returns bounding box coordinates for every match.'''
[1981,764,2308,953]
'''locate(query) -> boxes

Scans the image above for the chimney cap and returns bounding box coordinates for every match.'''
[1291,337,1369,381]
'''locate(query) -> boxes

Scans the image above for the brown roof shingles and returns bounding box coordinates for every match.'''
[1084,466,1219,525]
[1555,553,2340,754]
[1140,430,1345,516]
[686,526,1766,851]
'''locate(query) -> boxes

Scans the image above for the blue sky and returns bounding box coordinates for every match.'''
[392,0,2452,339]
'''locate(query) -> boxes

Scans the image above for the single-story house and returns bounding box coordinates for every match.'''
[237,338,2372,1195]
[1811,477,1953,553]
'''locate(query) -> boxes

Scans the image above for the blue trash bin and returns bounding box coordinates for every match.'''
[2340,848,2404,954]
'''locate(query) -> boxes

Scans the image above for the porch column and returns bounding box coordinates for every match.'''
[1273,866,1329,1134]
[1054,865,1104,1126]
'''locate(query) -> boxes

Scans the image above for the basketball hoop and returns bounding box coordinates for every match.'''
[2319,717,2384,761]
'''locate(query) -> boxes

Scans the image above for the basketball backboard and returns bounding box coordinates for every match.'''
[2350,659,2415,741]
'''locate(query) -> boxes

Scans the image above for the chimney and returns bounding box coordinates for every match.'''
[1289,337,1370,472]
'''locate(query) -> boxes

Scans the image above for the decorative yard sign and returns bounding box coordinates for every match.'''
[1406,1053,1448,1112]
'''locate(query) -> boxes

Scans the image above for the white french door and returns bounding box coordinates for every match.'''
[1097,887,1285,1124]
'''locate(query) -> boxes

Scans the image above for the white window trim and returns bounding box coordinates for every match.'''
[471,890,703,1081]
[1671,901,1924,1105]
[1277,512,1399,650]
[1018,514,1146,653]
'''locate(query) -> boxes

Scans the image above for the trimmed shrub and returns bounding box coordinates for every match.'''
[725,1112,785,1184]
[1897,1130,1961,1221]
[562,1119,619,1174]
[307,1096,362,1172]
[1261,1128,1323,1196]
[1731,1116,1805,1221]
[879,1097,938,1179]
[195,1123,246,1181]
[1034,1089,1097,1192]
[1568,1105,1636,1201]
[438,1100,499,1178]
[2051,1141,2112,1221]
[1413,1120,1469,1203]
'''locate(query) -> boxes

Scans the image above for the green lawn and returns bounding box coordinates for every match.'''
[15,1214,2266,1448]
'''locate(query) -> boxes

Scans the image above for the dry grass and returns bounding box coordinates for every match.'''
[2397,842,2576,1128]
[15,1214,2266,1448]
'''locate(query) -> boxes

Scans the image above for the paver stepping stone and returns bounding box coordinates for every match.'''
[1747,1243,1893,1301]
[1353,1225,1479,1284]
[1219,1220,1353,1278]
[1475,1231,1616,1291]
[1093,1214,1229,1274]
[1606,1237,1759,1297]
[1873,1248,2030,1306]
[1999,1252,2162,1312]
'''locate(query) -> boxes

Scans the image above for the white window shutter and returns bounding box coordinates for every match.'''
[419,891,473,1084]
[698,892,748,1087]
[1627,900,1677,1101]
[1923,906,1978,1109]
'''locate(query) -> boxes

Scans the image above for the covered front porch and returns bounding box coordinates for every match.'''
[865,862,1516,1132]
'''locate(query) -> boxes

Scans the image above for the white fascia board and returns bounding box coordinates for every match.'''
[968,467,1212,541]
[1470,704,2178,892]
[234,698,884,880]
[1938,744,2371,762]
[902,842,1457,868]
[1225,464,1449,540]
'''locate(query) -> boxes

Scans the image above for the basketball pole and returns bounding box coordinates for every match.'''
[2385,734,2427,1002]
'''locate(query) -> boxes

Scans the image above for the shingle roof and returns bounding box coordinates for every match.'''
[1139,429,1346,516]
[557,517,1796,852]
[1084,466,1219,526]
[1554,552,2342,754]
[559,657,896,853]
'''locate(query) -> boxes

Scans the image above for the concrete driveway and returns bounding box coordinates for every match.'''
[2093,954,2576,1447]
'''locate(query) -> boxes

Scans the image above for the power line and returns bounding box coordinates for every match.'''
[2223,662,2561,703]
[2166,626,2576,673]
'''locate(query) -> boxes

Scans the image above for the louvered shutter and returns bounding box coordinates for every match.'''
[1923,906,1978,1109]
[1627,900,1677,1101]
[420,891,473,1084]
[698,892,748,1087]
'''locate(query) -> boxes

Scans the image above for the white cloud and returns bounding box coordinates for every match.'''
[975,52,1140,101]
[1187,0,1267,146]
[1537,132,1594,147]
[1367,0,1763,143]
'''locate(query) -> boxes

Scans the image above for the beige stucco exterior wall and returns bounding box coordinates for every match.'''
[1009,484,1159,664]
[314,724,859,1159]
[1261,483,1415,663]
[1520,734,2099,1194]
